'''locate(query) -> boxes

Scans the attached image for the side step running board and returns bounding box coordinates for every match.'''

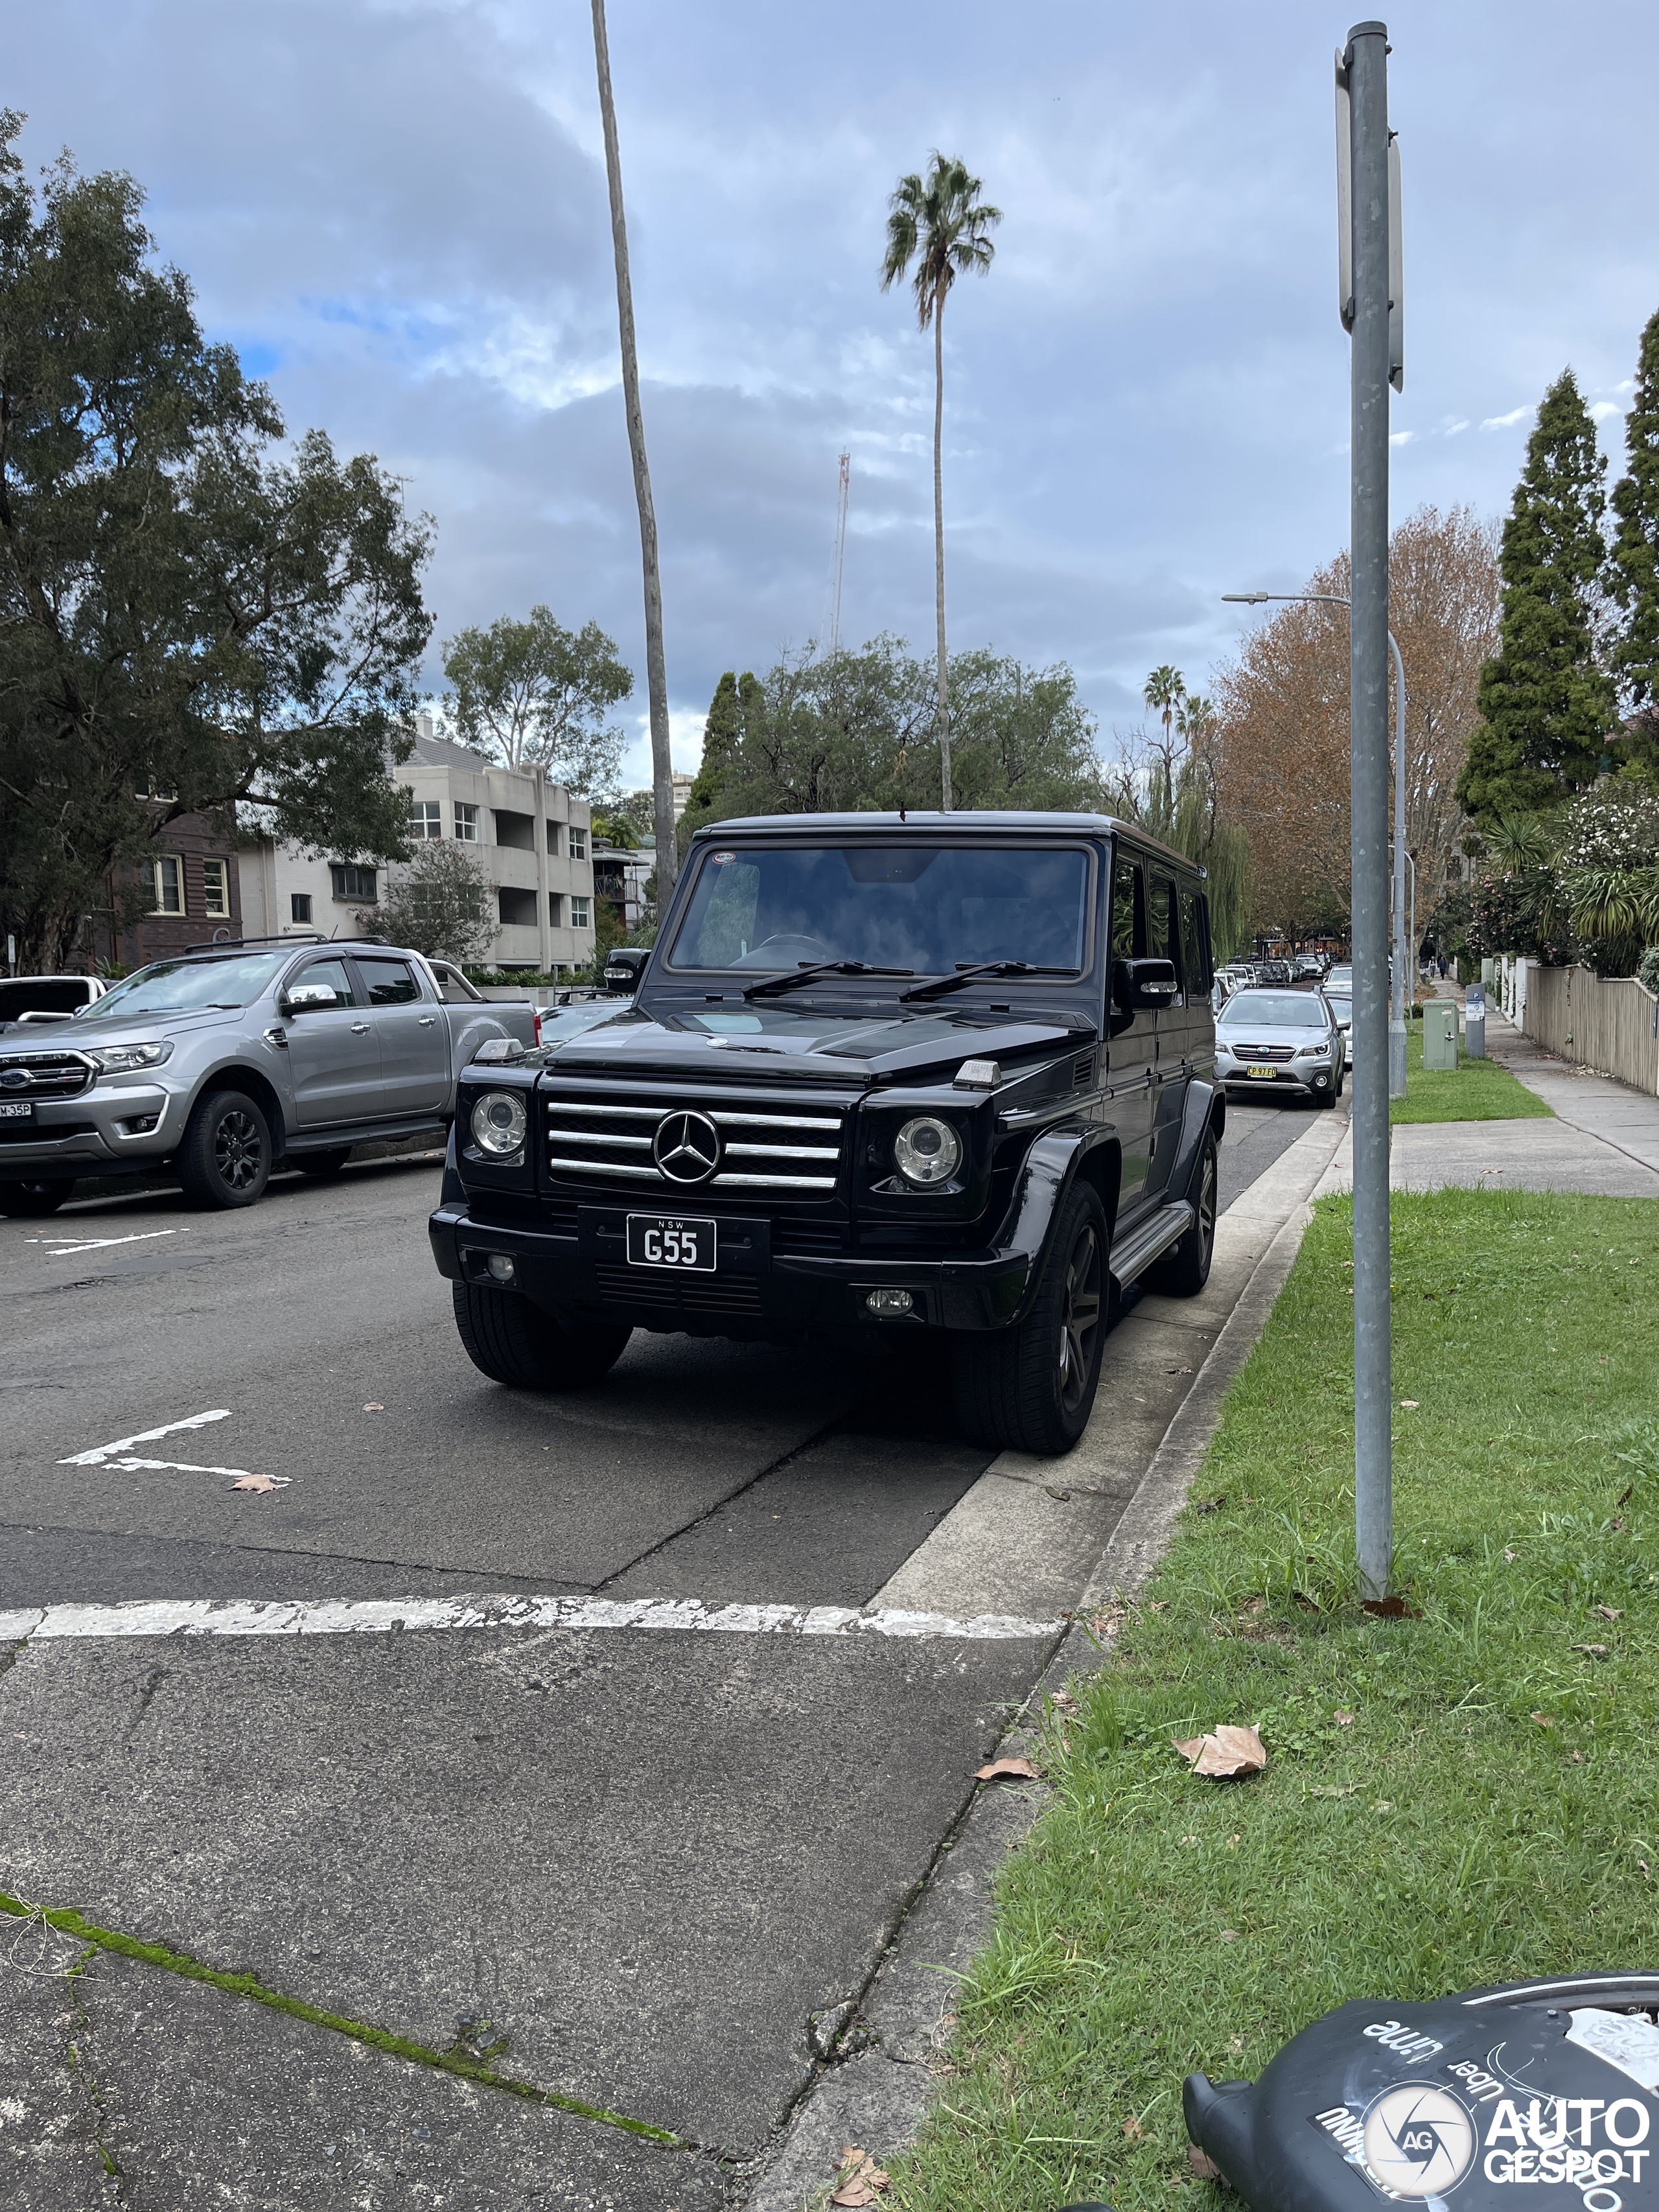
[1109,1199,1194,1289]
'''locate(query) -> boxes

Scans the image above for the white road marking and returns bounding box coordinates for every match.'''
[56,1408,286,1489]
[60,1409,234,1466]
[30,1229,186,1254]
[0,1594,1062,1644]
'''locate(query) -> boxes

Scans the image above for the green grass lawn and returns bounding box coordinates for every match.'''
[893,1189,1659,2212]
[1389,1020,1553,1125]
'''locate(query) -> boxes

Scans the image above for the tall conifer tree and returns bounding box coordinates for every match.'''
[1456,369,1615,824]
[1610,309,1659,766]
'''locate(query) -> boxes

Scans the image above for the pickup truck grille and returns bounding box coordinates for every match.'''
[0,1049,95,1099]
[542,1089,848,1196]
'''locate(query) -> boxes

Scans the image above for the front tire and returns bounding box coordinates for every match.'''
[0,1177,75,1218]
[951,1180,1108,1456]
[178,1089,272,1209]
[1146,1130,1218,1296]
[452,1284,632,1391]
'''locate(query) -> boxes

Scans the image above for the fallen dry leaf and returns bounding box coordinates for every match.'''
[1166,1365,1194,1375]
[1570,1643,1608,1658]
[1189,2145,1224,2181]
[975,1756,1039,1783]
[1218,1928,1240,1941]
[1334,1708,1355,1727]
[1044,1485,1072,1502]
[1123,2115,1146,2140]
[1173,1725,1267,1778]
[1568,1751,1586,1765]
[1595,1604,1624,1620]
[231,1473,279,1495]
[1530,1712,1555,1729]
[363,1402,384,1412]
[831,2147,890,2206]
[1399,1399,1420,1409]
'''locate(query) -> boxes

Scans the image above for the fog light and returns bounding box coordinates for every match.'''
[1313,1071,1329,1088]
[486,1253,516,1283]
[866,1288,914,1316]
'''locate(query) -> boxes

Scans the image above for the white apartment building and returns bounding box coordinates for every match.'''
[240,726,597,972]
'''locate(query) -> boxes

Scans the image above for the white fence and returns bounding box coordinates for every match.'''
[1512,958,1659,1095]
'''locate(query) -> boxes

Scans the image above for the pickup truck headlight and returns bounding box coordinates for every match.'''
[85,1042,173,1073]
[893,1115,962,1188]
[471,1091,528,1158]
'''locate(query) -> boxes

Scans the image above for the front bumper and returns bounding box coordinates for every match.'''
[428,1201,1034,1338]
[1218,1060,1338,1097]
[0,1081,183,1174]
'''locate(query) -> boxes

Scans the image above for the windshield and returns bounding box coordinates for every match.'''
[667,843,1090,977]
[76,952,291,1019]
[1218,992,1327,1029]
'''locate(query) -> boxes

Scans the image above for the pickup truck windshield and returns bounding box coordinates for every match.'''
[667,843,1089,977]
[78,952,291,1018]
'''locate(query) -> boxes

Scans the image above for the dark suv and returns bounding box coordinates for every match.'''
[428,813,1224,1455]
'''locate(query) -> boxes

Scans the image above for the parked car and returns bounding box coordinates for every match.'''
[1291,954,1325,982]
[429,811,1227,1457]
[0,975,108,1032]
[1259,957,1294,985]
[1325,962,1353,992]
[1321,988,1354,1065]
[1214,986,1344,1105]
[0,936,540,1217]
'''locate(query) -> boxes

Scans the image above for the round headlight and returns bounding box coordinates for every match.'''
[470,1089,527,1158]
[893,1115,962,1188]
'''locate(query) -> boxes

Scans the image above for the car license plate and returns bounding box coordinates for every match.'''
[1245,1065,1277,1080]
[0,1100,33,1119]
[626,1214,716,1271]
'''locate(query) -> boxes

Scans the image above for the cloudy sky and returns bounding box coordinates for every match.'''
[10,1,1658,786]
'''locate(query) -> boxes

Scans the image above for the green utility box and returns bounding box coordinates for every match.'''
[1422,1001,1459,1069]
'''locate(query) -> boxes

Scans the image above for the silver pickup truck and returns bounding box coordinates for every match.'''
[0,935,539,1217]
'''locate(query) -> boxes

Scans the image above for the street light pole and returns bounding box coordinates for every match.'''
[1221,589,1409,1101]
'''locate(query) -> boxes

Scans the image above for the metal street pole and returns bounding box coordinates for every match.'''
[1341,21,1394,1601]
[1222,589,1409,1101]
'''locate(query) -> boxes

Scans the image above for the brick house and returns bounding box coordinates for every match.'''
[99,798,243,970]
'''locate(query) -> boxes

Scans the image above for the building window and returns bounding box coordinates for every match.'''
[454,802,479,842]
[148,855,183,914]
[548,892,563,927]
[409,800,442,841]
[546,821,561,856]
[570,895,590,929]
[290,893,313,925]
[331,862,378,902]
[568,826,587,861]
[135,772,179,802]
[202,858,229,917]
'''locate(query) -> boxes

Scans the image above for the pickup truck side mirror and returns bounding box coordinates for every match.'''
[280,983,340,1014]
[1114,957,1179,1012]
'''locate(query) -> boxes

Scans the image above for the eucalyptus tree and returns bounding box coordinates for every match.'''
[880,155,1001,810]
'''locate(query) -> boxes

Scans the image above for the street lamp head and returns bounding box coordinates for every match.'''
[1221,592,1270,604]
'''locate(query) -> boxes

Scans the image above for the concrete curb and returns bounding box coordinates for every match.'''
[743,1111,1347,2211]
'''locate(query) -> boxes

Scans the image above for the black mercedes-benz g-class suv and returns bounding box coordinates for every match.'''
[428,812,1223,1455]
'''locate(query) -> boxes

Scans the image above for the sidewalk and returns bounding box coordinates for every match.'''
[1317,1008,1659,1198]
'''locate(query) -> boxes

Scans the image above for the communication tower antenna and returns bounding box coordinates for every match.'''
[828,451,850,655]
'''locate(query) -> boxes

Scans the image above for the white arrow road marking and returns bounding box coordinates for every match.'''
[29,1229,186,1254]
[57,1408,287,1489]
[0,1596,1062,1643]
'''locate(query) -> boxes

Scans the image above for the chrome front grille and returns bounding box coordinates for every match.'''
[542,1090,848,1196]
[0,1049,95,1099]
[1227,1043,1295,1062]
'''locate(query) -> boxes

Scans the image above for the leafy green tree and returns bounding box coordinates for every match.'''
[0,115,433,972]
[1610,308,1659,771]
[880,156,1001,811]
[441,607,632,792]
[363,840,494,962]
[1456,369,1616,825]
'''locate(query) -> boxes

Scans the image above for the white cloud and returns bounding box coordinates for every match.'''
[1389,430,1417,446]
[1590,400,1624,422]
[1443,419,1471,437]
[1480,406,1533,431]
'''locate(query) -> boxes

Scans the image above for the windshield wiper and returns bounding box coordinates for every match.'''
[899,961,1074,1004]
[741,960,912,1001]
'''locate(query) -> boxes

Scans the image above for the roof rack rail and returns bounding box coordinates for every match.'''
[183,931,327,952]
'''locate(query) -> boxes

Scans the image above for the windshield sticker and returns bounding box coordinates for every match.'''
[711,852,736,865]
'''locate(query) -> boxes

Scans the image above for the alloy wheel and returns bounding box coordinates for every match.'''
[214,1107,264,1193]
[1056,1222,1103,1415]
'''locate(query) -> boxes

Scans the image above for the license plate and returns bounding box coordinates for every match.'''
[0,1100,33,1119]
[1245,1065,1278,1080]
[626,1214,716,1271]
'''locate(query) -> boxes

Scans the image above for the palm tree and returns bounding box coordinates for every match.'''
[590,0,676,900]
[881,155,1001,811]
[1143,665,1186,821]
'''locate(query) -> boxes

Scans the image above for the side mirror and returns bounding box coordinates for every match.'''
[1115,957,1179,1012]
[281,983,340,1014]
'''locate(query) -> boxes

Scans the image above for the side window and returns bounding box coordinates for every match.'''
[1149,874,1179,979]
[1109,856,1145,961]
[295,958,356,1007]
[1179,889,1212,992]
[356,956,421,1006]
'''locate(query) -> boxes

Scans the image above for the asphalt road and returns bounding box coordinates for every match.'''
[0,1094,1321,2207]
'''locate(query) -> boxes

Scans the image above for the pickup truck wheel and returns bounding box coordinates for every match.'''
[0,1176,75,1218]
[178,1089,272,1209]
[295,1149,352,1178]
[1145,1130,1218,1297]
[452,1284,632,1391]
[951,1180,1108,1456]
